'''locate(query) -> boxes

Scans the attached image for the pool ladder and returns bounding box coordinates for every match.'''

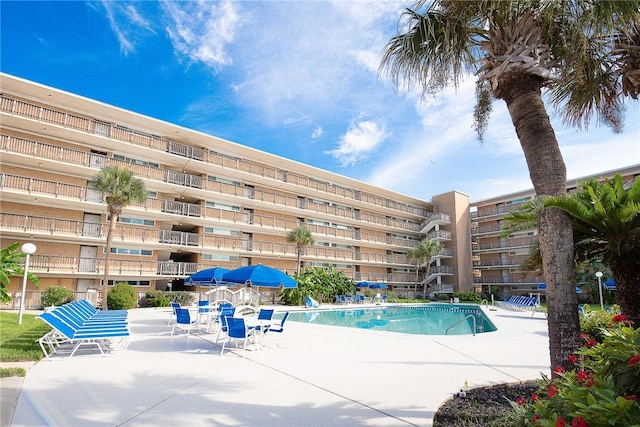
[445,314,477,336]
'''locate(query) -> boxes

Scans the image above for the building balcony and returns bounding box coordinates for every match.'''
[426,230,452,241]
[0,95,430,218]
[420,212,451,234]
[0,133,424,233]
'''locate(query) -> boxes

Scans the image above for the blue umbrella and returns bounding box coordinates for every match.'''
[369,283,388,289]
[185,267,231,286]
[221,264,297,288]
[604,278,616,291]
[355,281,372,289]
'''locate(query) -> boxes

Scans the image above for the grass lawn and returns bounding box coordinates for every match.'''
[0,312,49,363]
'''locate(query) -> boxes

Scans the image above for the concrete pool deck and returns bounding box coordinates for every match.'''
[7,304,551,426]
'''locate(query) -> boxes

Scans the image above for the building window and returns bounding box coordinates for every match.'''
[203,253,238,262]
[208,176,241,186]
[107,280,150,287]
[113,154,159,168]
[117,216,155,226]
[205,201,240,212]
[108,247,153,256]
[204,227,240,236]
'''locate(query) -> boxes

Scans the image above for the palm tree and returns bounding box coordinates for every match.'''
[91,166,147,309]
[544,175,640,324]
[380,0,639,371]
[406,239,443,299]
[286,226,315,275]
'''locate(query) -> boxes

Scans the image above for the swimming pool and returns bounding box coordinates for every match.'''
[287,304,497,335]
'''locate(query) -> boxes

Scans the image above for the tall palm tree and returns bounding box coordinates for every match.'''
[380,0,639,371]
[544,175,640,324]
[286,226,315,275]
[406,239,443,299]
[91,166,147,309]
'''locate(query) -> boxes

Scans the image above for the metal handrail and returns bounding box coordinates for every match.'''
[445,314,477,336]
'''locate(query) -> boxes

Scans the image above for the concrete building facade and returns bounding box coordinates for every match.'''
[1,73,636,305]
[1,73,463,303]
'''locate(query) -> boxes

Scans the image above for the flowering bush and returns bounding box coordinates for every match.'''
[505,312,640,426]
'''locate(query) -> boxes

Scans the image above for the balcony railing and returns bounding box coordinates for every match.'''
[0,133,425,232]
[0,95,430,217]
[473,237,536,251]
[1,176,423,248]
[420,212,451,233]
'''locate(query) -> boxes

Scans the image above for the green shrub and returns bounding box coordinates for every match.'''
[107,282,138,310]
[170,291,194,306]
[40,286,74,308]
[453,291,482,303]
[152,296,170,307]
[505,314,640,426]
[580,304,621,342]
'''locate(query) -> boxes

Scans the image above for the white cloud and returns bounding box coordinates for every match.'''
[161,0,239,68]
[311,125,324,139]
[327,120,387,166]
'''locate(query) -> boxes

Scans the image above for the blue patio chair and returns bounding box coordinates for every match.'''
[220,317,254,357]
[171,308,198,336]
[168,302,181,325]
[215,308,236,341]
[37,312,130,359]
[264,312,290,347]
[257,309,274,321]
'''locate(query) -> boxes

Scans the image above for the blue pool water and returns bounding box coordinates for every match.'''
[287,304,497,336]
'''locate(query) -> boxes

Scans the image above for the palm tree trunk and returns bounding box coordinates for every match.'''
[502,75,580,372]
[102,213,118,310]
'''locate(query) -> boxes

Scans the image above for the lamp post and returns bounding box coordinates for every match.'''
[18,243,37,325]
[595,271,604,311]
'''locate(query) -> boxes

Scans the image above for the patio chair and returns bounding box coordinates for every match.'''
[37,312,130,359]
[168,302,181,325]
[264,312,290,347]
[215,307,236,341]
[257,309,274,321]
[171,308,198,336]
[220,317,255,357]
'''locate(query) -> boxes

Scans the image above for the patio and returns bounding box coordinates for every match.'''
[8,305,550,426]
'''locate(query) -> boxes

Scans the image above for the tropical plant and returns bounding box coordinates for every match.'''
[281,266,354,305]
[406,239,443,299]
[544,175,640,325]
[505,315,640,427]
[380,0,639,371]
[0,242,40,303]
[90,166,147,310]
[286,226,315,275]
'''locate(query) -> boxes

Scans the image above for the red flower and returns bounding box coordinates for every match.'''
[517,397,527,405]
[531,393,539,401]
[576,371,590,382]
[572,415,589,427]
[612,314,627,323]
[625,395,639,401]
[584,339,597,348]
[554,366,564,374]
[533,414,540,424]
[579,333,589,340]
[548,383,559,398]
[557,416,566,426]
[628,355,640,367]
[568,355,578,364]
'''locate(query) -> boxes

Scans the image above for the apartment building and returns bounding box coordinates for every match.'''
[0,73,469,303]
[470,165,640,298]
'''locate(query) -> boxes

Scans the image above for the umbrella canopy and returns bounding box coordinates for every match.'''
[355,281,372,289]
[537,284,582,293]
[185,267,231,286]
[369,283,388,289]
[604,278,617,291]
[221,264,297,288]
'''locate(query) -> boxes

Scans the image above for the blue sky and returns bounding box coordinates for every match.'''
[2,1,638,202]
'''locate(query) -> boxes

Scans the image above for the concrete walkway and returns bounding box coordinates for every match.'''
[8,305,550,427]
